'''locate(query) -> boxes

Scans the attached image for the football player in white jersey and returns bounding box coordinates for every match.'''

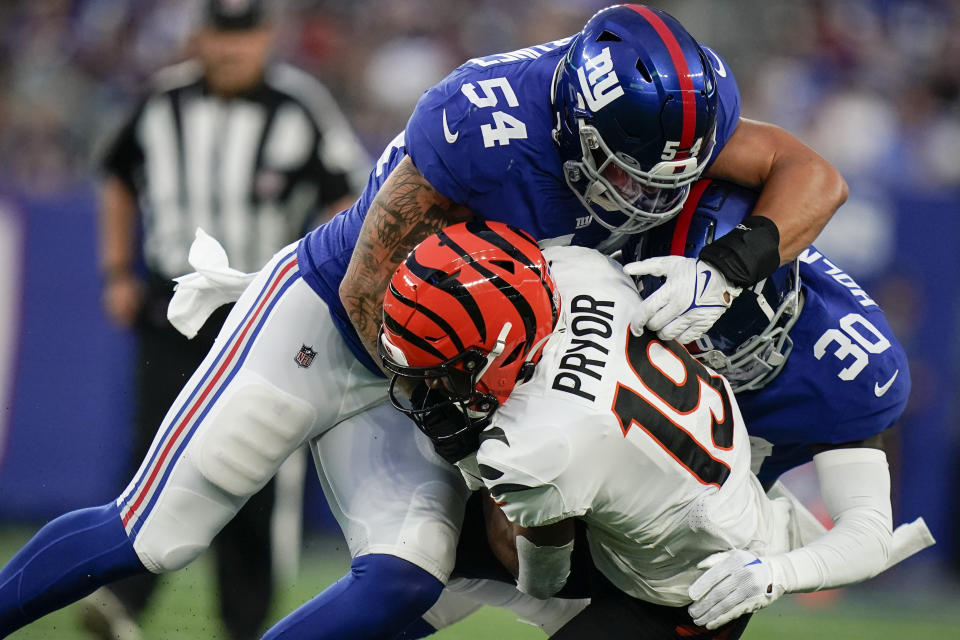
[378,220,923,638]
[379,220,802,638]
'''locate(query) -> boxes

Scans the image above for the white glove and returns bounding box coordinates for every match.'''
[623,257,741,344]
[688,549,786,630]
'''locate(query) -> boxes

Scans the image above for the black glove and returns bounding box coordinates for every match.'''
[409,384,490,465]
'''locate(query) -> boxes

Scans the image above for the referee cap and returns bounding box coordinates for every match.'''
[205,0,270,30]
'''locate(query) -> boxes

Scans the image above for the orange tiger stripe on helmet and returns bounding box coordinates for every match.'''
[382,220,558,404]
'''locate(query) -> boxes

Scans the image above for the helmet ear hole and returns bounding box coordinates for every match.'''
[501,341,526,368]
[517,361,536,384]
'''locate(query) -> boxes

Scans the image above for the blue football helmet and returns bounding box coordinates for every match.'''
[552,4,720,234]
[629,179,803,392]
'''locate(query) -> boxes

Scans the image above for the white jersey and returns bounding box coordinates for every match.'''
[476,246,789,606]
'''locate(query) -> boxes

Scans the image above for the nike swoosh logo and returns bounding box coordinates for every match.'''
[707,48,727,78]
[442,109,459,143]
[874,369,899,397]
[698,270,712,300]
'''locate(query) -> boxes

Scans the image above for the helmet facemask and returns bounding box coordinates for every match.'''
[690,260,804,392]
[551,5,721,236]
[379,324,512,435]
[563,117,716,235]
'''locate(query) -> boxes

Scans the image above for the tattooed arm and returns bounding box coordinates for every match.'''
[340,155,473,374]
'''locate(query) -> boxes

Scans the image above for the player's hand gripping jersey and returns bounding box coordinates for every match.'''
[475,246,793,606]
[629,180,910,486]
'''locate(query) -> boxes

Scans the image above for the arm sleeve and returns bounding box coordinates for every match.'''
[770,447,893,592]
[516,534,574,599]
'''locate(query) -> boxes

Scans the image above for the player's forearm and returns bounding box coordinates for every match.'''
[99,175,139,277]
[769,448,892,592]
[707,118,848,264]
[750,149,848,264]
[339,155,471,373]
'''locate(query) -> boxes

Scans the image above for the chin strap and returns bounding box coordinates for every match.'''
[474,323,512,383]
[517,310,566,384]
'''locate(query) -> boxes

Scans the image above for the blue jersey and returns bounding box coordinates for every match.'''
[297,38,741,373]
[741,249,911,486]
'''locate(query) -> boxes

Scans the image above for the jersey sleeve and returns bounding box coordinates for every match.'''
[404,68,480,205]
[700,45,741,167]
[801,253,911,444]
[475,421,587,529]
[98,99,146,191]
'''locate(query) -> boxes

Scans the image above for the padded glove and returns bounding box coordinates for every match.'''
[688,549,786,630]
[624,256,741,344]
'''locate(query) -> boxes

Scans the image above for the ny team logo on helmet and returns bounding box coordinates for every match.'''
[553,4,720,234]
[632,180,803,392]
[380,221,559,428]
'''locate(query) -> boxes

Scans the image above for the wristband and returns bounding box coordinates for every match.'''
[698,215,780,288]
[516,535,573,599]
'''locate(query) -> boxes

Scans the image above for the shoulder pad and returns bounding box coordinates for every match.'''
[476,418,571,498]
[477,420,574,528]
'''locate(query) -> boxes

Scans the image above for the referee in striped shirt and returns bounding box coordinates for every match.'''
[92,2,369,639]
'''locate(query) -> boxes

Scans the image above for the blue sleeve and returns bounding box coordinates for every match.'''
[700,45,741,167]
[404,68,478,205]
[404,57,563,211]
[738,247,910,447]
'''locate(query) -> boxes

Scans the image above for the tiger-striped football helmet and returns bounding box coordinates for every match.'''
[379,220,559,430]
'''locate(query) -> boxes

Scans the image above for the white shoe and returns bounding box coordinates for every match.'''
[79,587,144,640]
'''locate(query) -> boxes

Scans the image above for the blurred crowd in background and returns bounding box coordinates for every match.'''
[2,0,959,198]
[1,0,959,583]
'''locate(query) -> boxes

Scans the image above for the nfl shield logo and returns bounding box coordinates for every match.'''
[294,345,317,368]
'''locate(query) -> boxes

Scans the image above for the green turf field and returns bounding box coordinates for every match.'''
[3,527,958,639]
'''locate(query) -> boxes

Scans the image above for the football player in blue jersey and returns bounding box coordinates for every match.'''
[629,179,911,485]
[0,6,851,639]
[335,3,848,378]
[622,179,933,629]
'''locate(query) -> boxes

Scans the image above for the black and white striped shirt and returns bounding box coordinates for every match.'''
[101,60,370,277]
